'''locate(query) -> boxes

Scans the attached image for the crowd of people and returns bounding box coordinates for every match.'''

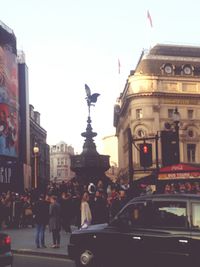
[0,179,130,248]
[164,181,200,194]
[1,178,200,248]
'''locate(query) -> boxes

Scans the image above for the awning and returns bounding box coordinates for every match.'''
[158,163,200,180]
[134,173,157,185]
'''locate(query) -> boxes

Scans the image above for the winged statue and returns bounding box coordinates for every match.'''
[85,84,100,115]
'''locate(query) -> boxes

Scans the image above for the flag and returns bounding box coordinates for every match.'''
[147,10,153,28]
[118,58,121,74]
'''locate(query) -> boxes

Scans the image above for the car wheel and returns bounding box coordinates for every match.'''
[75,248,101,267]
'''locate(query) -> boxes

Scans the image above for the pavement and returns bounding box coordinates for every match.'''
[3,226,77,259]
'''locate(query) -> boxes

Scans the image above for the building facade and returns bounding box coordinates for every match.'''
[18,51,31,191]
[0,21,21,192]
[50,141,75,183]
[102,135,118,182]
[30,104,50,190]
[0,20,50,193]
[114,44,200,181]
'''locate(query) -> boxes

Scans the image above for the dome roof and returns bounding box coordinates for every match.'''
[135,44,200,76]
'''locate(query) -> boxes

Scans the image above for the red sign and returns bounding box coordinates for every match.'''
[158,164,200,180]
[0,44,18,157]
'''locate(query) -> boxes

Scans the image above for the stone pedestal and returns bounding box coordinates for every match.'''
[71,116,110,187]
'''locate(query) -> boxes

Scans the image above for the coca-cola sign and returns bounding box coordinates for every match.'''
[158,164,200,180]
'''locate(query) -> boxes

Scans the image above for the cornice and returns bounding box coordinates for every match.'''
[120,92,200,114]
[30,118,47,135]
[123,91,200,101]
[145,54,200,63]
[129,74,200,82]
[117,92,200,125]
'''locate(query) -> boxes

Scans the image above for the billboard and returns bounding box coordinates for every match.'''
[0,27,18,157]
[158,164,200,180]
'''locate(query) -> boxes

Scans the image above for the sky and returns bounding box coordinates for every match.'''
[1,0,200,153]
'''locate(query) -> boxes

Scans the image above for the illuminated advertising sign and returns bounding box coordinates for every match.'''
[158,164,200,180]
[0,43,18,157]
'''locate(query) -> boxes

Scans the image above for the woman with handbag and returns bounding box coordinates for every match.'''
[22,195,34,228]
[80,192,92,229]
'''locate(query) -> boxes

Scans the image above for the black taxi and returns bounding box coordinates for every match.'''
[0,232,12,267]
[68,194,200,267]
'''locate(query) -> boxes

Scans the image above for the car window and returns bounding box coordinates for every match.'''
[151,201,188,229]
[192,203,200,229]
[116,202,152,228]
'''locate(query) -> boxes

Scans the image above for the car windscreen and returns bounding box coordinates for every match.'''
[111,200,188,230]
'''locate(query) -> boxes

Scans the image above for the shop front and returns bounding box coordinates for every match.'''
[157,163,200,194]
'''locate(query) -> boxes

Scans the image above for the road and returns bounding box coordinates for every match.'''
[13,254,75,267]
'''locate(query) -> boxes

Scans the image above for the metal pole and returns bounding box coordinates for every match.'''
[155,133,159,192]
[127,128,134,188]
[174,121,180,164]
[34,153,37,188]
[155,133,159,172]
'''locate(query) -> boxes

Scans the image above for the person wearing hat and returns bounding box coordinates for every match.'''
[33,194,49,248]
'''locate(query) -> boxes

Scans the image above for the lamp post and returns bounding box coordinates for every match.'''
[127,128,134,188]
[33,143,39,188]
[172,107,180,164]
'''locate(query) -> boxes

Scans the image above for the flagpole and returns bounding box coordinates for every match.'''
[146,9,155,49]
[117,58,123,95]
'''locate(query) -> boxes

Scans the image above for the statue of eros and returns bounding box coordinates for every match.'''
[84,84,100,116]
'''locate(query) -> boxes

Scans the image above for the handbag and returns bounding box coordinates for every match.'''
[25,208,33,216]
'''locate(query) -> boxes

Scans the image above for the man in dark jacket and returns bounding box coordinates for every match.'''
[49,195,61,248]
[91,191,109,224]
[60,192,73,233]
[33,194,49,248]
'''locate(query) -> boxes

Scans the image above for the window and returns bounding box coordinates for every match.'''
[114,200,188,229]
[116,202,152,228]
[151,201,188,228]
[137,129,145,138]
[188,109,194,119]
[168,109,174,119]
[136,109,143,119]
[60,144,64,152]
[187,144,196,163]
[129,202,151,227]
[192,203,200,229]
[188,129,194,138]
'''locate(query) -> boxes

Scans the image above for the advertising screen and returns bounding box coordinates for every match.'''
[0,43,18,157]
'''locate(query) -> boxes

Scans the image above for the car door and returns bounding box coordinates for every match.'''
[100,201,151,267]
[149,199,192,266]
[190,200,200,267]
[126,200,157,266]
[105,200,156,267]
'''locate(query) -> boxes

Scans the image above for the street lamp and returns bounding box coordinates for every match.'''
[172,107,181,164]
[33,143,39,188]
[127,128,134,188]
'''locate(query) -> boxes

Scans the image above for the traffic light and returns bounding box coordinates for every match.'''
[161,130,178,166]
[139,143,152,168]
